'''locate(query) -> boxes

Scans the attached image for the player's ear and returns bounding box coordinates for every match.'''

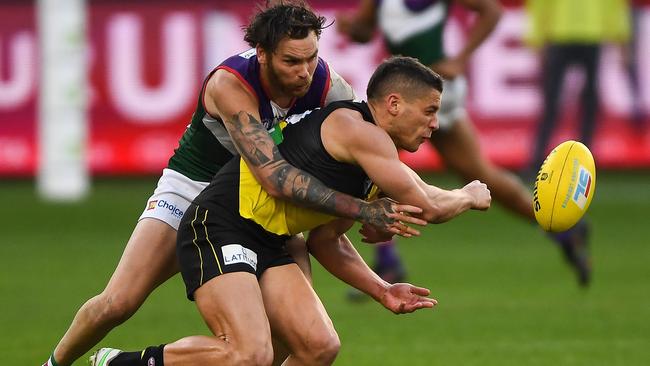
[256,45,268,65]
[386,93,400,116]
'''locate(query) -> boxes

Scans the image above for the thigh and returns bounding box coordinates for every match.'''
[542,45,570,96]
[176,204,261,301]
[104,218,179,303]
[260,264,336,355]
[285,234,312,283]
[431,117,488,179]
[195,272,272,349]
[436,76,467,130]
[578,45,601,89]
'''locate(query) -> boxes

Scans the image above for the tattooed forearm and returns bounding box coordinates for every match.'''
[268,159,353,215]
[224,111,399,228]
[359,199,395,229]
[270,160,399,229]
[289,171,336,208]
[225,112,275,166]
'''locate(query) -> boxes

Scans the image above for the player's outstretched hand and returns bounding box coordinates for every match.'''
[379,283,437,314]
[359,223,394,243]
[462,180,491,211]
[361,198,427,238]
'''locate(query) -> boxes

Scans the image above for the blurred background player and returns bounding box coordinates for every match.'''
[624,0,646,134]
[337,0,591,288]
[525,0,631,174]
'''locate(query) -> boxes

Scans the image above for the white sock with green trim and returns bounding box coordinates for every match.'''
[44,354,59,366]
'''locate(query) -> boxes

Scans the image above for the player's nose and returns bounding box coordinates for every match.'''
[430,116,439,131]
[297,63,309,79]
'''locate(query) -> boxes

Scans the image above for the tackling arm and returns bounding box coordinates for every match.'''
[204,71,425,233]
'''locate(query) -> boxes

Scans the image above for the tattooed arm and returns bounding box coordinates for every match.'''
[228,110,426,231]
[203,69,426,232]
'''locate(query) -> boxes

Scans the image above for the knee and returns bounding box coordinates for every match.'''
[164,336,273,366]
[232,342,274,366]
[314,331,341,365]
[298,329,341,366]
[89,291,140,325]
[228,331,274,366]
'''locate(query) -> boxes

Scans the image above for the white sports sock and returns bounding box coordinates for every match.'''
[44,355,57,366]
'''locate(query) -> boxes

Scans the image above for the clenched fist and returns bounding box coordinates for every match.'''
[463,180,491,211]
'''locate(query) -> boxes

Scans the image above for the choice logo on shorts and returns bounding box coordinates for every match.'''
[147,199,184,219]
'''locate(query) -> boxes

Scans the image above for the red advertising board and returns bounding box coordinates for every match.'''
[1,0,649,176]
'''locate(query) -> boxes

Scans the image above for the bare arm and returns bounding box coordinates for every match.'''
[336,0,378,43]
[308,219,387,300]
[323,110,490,223]
[307,219,436,314]
[365,149,482,223]
[454,0,502,62]
[401,161,491,222]
[204,70,424,231]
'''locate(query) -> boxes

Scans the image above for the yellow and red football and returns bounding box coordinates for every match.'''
[533,140,596,232]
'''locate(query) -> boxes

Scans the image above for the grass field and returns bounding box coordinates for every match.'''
[1,171,649,365]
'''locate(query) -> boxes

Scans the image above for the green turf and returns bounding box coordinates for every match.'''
[1,172,649,365]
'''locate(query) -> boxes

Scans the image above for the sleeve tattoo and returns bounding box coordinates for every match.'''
[224,111,397,228]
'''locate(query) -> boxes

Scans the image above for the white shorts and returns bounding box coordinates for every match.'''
[139,168,210,230]
[438,76,468,131]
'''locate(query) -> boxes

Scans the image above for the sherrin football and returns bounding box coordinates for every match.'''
[533,140,596,232]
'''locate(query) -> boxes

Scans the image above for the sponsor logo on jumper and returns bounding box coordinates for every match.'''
[284,109,316,125]
[238,48,256,59]
[572,166,592,209]
[147,200,158,210]
[221,244,258,270]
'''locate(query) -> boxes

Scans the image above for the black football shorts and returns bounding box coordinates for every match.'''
[177,203,295,300]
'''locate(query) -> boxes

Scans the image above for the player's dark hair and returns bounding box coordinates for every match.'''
[244,1,328,53]
[366,56,443,101]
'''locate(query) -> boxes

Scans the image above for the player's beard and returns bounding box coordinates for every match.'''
[267,61,312,98]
